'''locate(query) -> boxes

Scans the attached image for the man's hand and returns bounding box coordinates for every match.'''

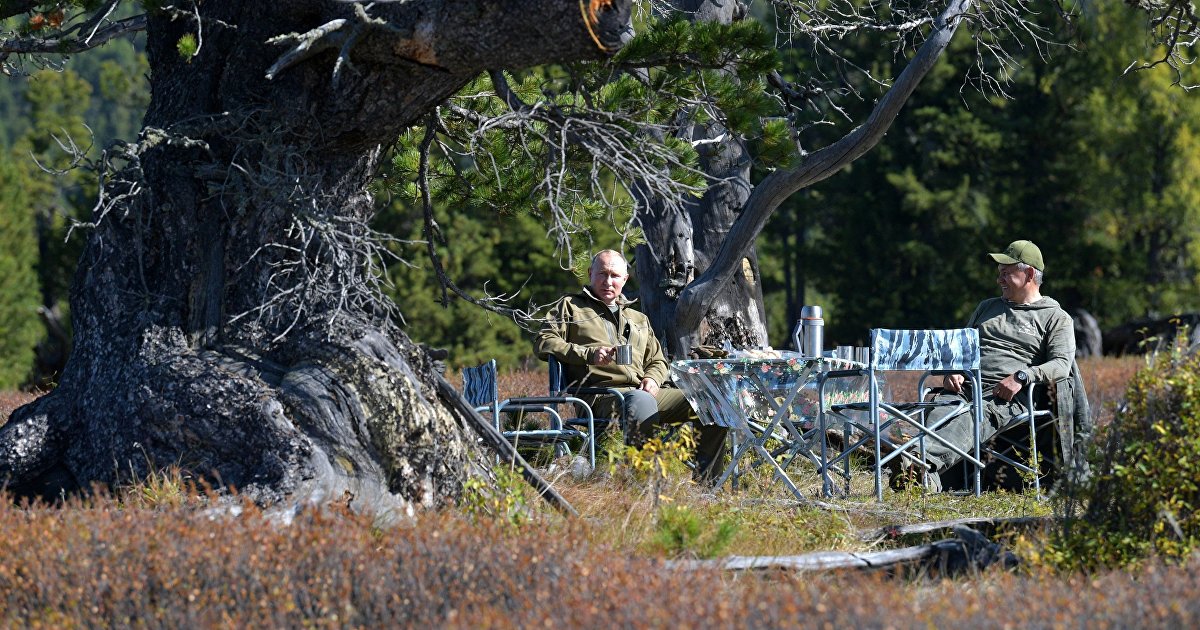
[943,373,965,394]
[992,374,1022,401]
[591,346,617,365]
[639,377,659,396]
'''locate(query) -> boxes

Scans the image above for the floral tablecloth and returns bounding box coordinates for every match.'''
[670,353,870,430]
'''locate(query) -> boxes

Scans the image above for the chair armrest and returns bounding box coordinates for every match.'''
[497,404,554,414]
[563,386,624,397]
[1019,381,1054,414]
[928,369,970,376]
[506,395,583,407]
[558,386,628,432]
[503,396,595,423]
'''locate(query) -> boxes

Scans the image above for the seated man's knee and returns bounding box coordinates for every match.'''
[624,389,660,435]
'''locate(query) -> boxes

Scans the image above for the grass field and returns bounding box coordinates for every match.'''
[1,355,1184,627]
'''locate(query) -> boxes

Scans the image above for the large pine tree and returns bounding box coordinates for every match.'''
[0,0,632,511]
[2,0,1197,512]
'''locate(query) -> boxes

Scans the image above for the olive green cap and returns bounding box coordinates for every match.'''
[989,240,1044,271]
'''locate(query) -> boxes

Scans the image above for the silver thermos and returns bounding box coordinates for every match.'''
[794,305,824,359]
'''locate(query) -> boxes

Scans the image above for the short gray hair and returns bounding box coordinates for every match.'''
[590,249,627,270]
[1016,262,1043,286]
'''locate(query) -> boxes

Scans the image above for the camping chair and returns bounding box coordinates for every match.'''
[547,355,628,448]
[977,382,1055,495]
[937,359,1089,496]
[461,359,597,467]
[818,328,986,500]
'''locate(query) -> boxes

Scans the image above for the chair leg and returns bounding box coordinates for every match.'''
[1028,417,1040,496]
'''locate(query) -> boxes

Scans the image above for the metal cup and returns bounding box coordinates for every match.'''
[615,344,633,365]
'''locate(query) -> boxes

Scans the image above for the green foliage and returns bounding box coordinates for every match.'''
[1046,330,1200,570]
[651,504,738,559]
[613,15,776,79]
[0,36,147,386]
[751,117,797,170]
[459,467,531,530]
[0,158,43,389]
[13,67,102,382]
[769,2,1200,344]
[1,10,147,152]
[1066,49,1200,319]
[22,68,93,159]
[616,424,697,481]
[374,110,641,369]
[175,33,198,61]
[371,12,788,363]
[609,15,780,148]
[373,164,595,367]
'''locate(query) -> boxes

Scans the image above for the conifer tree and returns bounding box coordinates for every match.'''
[0,157,42,389]
[0,0,1196,511]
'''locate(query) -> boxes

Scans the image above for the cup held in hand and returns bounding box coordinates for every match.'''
[615,344,633,365]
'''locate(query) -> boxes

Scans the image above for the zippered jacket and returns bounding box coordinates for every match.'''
[967,296,1075,390]
[968,295,1089,468]
[534,287,669,389]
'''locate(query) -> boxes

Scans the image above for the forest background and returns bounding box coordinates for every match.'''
[1,0,1198,389]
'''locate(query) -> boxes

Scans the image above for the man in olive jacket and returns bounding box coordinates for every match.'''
[915,240,1087,490]
[535,250,727,481]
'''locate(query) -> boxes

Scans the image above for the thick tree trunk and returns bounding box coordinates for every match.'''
[636,0,768,358]
[0,0,631,510]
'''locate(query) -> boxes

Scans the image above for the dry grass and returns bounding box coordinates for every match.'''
[1077,355,1143,426]
[0,390,40,423]
[0,490,1194,627]
[0,356,1168,626]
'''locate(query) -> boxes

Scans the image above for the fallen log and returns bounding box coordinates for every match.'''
[669,526,1017,575]
[670,542,963,571]
[860,515,1052,542]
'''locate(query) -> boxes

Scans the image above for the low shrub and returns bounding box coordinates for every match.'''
[651,504,738,559]
[1046,332,1200,570]
[3,491,1200,627]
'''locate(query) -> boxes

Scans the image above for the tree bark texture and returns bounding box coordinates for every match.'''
[1,0,631,511]
[636,0,768,358]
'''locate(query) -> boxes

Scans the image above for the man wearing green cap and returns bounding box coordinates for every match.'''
[896,239,1078,491]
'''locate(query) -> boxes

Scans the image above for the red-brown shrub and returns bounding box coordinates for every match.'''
[0,390,40,426]
[0,494,1196,626]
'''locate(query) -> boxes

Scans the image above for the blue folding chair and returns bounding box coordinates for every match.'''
[462,360,597,467]
[545,355,629,445]
[819,328,986,500]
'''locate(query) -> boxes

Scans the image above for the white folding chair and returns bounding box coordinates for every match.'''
[980,381,1056,496]
[818,328,986,500]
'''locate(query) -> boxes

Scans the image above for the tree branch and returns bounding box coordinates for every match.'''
[667,525,1017,573]
[266,0,630,80]
[673,0,973,332]
[435,374,577,517]
[0,13,146,60]
[416,112,548,330]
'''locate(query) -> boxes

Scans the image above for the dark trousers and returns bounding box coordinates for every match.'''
[593,388,728,482]
[922,392,1031,471]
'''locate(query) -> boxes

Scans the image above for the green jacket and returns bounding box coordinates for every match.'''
[968,296,1075,390]
[534,287,669,389]
[968,295,1089,469]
